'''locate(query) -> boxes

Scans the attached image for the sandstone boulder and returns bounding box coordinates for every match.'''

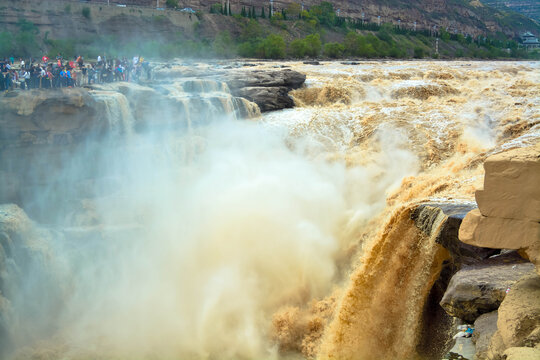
[487,274,540,359]
[459,143,540,274]
[503,347,540,360]
[439,252,535,323]
[473,311,498,360]
[496,274,540,348]
[476,142,540,222]
[459,208,540,266]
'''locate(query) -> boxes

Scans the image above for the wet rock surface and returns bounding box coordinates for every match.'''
[153,66,306,112]
[439,252,535,323]
[411,202,495,360]
[413,203,498,264]
[234,86,294,112]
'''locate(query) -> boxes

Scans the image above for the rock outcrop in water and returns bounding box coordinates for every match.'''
[432,142,540,360]
[440,252,535,323]
[459,143,540,274]
[154,67,306,112]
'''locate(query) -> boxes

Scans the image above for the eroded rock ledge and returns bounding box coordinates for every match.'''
[459,142,540,275]
[437,142,540,360]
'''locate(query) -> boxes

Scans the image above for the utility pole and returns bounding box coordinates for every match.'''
[414,21,417,32]
[377,15,380,26]
[436,38,439,54]
[270,0,273,17]
[301,2,304,12]
[361,12,364,25]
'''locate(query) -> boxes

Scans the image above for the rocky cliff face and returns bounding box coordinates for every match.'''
[434,142,540,360]
[0,67,303,222]
[114,0,538,35]
[0,0,537,45]
[459,143,540,275]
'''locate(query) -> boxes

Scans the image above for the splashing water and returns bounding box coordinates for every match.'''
[1,61,539,360]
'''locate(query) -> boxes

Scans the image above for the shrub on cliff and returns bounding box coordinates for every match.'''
[0,32,13,56]
[323,42,345,58]
[259,34,285,59]
[166,0,178,9]
[213,31,236,58]
[289,38,308,58]
[304,33,322,57]
[82,7,91,19]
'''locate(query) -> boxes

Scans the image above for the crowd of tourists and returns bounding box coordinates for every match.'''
[0,54,152,91]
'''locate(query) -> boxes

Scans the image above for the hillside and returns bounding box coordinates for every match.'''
[481,0,540,23]
[0,0,538,60]
[87,0,539,35]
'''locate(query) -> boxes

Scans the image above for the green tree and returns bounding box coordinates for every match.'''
[323,42,345,58]
[289,38,308,57]
[241,6,246,17]
[286,3,301,18]
[17,19,39,34]
[439,28,451,42]
[261,7,265,18]
[213,31,236,57]
[413,47,425,58]
[304,33,322,57]
[0,31,14,56]
[239,19,263,42]
[82,7,91,19]
[308,2,335,26]
[260,34,285,59]
[210,3,222,14]
[15,31,39,57]
[166,0,178,8]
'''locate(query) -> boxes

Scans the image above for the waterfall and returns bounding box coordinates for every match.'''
[162,79,260,124]
[318,205,450,360]
[90,91,135,135]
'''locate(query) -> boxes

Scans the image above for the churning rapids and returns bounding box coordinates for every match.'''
[0,61,538,360]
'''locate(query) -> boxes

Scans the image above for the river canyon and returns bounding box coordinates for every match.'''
[0,60,539,360]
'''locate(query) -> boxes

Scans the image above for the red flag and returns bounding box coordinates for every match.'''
[69,61,75,69]
[42,56,49,63]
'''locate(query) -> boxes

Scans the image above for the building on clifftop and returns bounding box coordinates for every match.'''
[519,31,540,50]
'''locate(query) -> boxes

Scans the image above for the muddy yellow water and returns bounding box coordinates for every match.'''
[11,61,539,360]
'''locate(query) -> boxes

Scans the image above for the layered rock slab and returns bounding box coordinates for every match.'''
[459,143,540,274]
[475,143,540,222]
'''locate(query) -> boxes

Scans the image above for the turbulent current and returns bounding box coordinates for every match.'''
[1,61,539,360]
